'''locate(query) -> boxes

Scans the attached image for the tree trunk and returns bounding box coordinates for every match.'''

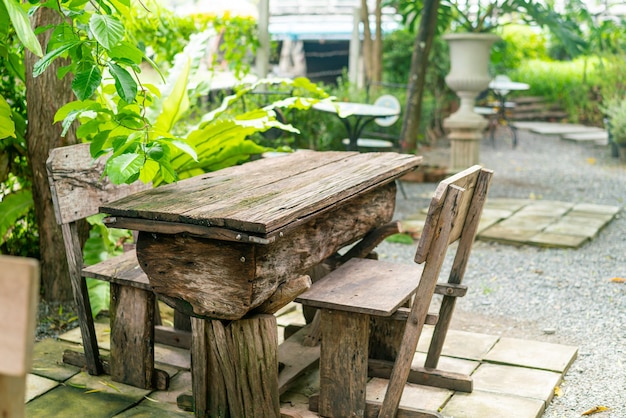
[372,0,382,84]
[400,0,441,152]
[24,7,80,302]
[360,0,374,84]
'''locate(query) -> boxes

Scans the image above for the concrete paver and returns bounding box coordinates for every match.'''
[26,374,59,402]
[472,363,562,401]
[484,337,578,373]
[441,390,545,418]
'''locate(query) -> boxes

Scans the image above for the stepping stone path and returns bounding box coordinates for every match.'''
[402,198,621,249]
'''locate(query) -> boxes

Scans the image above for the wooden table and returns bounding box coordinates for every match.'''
[102,150,421,417]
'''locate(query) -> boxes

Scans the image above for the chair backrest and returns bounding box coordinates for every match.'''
[46,143,151,226]
[373,94,401,127]
[0,255,39,418]
[378,165,493,415]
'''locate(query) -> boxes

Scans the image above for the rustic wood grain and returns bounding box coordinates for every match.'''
[277,324,320,395]
[110,284,155,389]
[0,256,39,418]
[137,183,396,319]
[253,275,312,314]
[319,309,369,418]
[192,316,280,418]
[46,143,151,225]
[102,151,421,235]
[81,249,150,290]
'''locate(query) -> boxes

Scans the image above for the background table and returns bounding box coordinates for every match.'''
[102,150,421,417]
[313,101,400,151]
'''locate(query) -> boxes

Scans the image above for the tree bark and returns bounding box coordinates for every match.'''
[360,0,374,84]
[24,7,80,302]
[400,0,441,152]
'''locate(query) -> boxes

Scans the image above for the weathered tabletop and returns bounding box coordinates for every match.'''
[103,150,421,320]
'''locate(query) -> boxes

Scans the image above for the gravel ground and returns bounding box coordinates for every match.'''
[377,130,626,417]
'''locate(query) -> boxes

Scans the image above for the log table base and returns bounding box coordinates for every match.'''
[191,315,280,418]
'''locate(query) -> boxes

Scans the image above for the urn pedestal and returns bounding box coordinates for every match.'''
[443,33,500,172]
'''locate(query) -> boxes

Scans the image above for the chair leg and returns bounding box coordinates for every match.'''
[425,294,457,369]
[318,309,370,417]
[110,283,155,389]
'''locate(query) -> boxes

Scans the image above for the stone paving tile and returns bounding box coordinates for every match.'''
[26,385,139,417]
[411,352,480,377]
[59,319,111,350]
[30,338,81,382]
[366,377,453,411]
[26,373,59,402]
[155,343,190,370]
[114,371,193,417]
[417,326,500,361]
[471,363,562,402]
[441,390,545,418]
[527,232,589,248]
[483,337,578,373]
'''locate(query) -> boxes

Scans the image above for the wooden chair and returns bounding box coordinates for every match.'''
[46,143,190,390]
[296,165,493,417]
[0,255,39,418]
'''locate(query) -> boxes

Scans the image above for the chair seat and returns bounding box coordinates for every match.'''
[296,258,422,316]
[82,249,151,290]
[342,138,395,149]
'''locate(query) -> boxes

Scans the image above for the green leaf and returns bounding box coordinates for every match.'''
[385,233,414,245]
[54,99,100,123]
[72,64,102,100]
[89,14,124,50]
[139,159,160,184]
[0,94,16,138]
[108,63,137,102]
[169,139,197,162]
[0,190,33,245]
[154,55,190,132]
[105,153,143,184]
[33,40,82,78]
[108,41,143,64]
[1,0,43,57]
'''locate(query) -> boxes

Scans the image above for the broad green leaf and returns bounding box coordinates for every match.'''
[139,159,160,184]
[86,278,109,318]
[105,153,144,184]
[0,190,33,245]
[33,40,82,77]
[1,0,43,57]
[108,63,137,102]
[169,139,197,162]
[54,99,100,123]
[154,55,190,132]
[89,14,124,50]
[108,41,143,64]
[72,64,102,100]
[0,95,16,138]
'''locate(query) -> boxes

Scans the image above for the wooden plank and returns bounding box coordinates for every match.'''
[318,309,369,417]
[368,359,472,393]
[278,324,320,395]
[0,255,39,418]
[296,258,422,316]
[46,143,151,225]
[0,256,39,376]
[155,326,191,349]
[81,249,151,290]
[110,284,155,389]
[62,350,170,390]
[101,151,421,235]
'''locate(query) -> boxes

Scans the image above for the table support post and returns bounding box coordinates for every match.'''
[191,315,280,418]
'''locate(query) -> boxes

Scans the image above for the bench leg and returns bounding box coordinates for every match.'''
[318,309,369,418]
[110,284,155,389]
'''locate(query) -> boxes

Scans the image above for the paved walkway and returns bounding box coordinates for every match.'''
[26,302,578,418]
[401,198,620,249]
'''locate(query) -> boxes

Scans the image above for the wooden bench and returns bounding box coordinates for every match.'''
[297,165,493,417]
[0,255,39,418]
[46,143,191,390]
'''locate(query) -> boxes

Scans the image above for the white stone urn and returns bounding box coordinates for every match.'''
[443,33,500,171]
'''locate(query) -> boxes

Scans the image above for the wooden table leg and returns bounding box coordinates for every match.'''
[191,315,280,418]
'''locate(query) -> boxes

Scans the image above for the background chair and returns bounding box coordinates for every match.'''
[297,165,493,417]
[0,255,39,418]
[46,143,190,390]
[342,94,402,152]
